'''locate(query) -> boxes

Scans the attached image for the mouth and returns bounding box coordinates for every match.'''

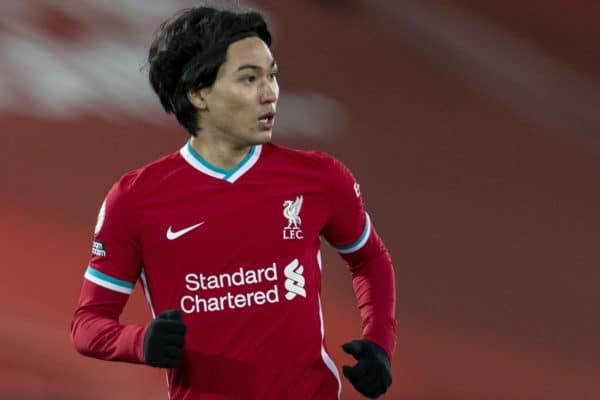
[258,111,275,123]
[258,111,276,129]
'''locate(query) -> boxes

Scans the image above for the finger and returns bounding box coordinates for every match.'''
[166,321,186,335]
[379,380,389,395]
[163,345,182,359]
[363,370,380,385]
[361,373,389,398]
[342,361,369,381]
[345,374,381,399]
[157,309,182,321]
[354,372,379,390]
[163,333,185,347]
[342,365,355,381]
[363,387,382,399]
[342,340,366,358]
[354,378,384,399]
[162,357,180,369]
[152,351,180,369]
[383,371,392,388]
[153,320,186,335]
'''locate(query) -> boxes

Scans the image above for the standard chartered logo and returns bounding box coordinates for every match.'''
[180,259,306,313]
[284,259,306,300]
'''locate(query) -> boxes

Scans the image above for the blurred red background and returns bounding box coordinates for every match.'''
[1,1,599,399]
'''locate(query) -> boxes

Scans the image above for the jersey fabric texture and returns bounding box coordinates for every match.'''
[71,141,396,400]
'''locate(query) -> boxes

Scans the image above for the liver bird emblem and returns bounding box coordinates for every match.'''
[283,195,303,229]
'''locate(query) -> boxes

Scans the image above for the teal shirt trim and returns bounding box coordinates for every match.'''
[186,141,256,179]
[334,213,372,253]
[86,266,135,289]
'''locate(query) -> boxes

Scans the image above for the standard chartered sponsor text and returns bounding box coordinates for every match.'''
[181,263,280,313]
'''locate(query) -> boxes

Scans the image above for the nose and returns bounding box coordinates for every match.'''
[260,80,278,104]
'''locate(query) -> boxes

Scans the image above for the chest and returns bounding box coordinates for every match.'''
[135,179,329,270]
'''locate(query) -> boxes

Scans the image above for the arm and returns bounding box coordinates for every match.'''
[337,226,396,360]
[320,154,396,398]
[336,227,396,398]
[321,155,397,357]
[71,281,185,368]
[71,279,147,363]
[70,178,147,363]
[71,178,185,368]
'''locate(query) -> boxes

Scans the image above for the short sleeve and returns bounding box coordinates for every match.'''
[321,154,371,253]
[84,177,142,295]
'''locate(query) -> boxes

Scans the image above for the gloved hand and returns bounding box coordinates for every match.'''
[342,339,392,398]
[143,309,186,368]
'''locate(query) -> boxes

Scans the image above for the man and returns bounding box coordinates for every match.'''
[71,5,396,400]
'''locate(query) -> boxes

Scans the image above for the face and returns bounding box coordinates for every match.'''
[192,37,279,147]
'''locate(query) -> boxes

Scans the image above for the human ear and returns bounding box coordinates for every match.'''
[187,87,211,110]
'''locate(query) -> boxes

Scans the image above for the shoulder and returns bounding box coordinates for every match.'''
[110,150,182,199]
[265,142,348,173]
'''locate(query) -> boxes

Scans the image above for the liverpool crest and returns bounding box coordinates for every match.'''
[283,195,304,240]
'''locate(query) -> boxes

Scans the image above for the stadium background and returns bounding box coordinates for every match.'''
[1,1,599,399]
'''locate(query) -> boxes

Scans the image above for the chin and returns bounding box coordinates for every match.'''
[251,130,272,144]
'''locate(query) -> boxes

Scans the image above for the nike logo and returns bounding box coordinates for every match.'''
[166,222,205,240]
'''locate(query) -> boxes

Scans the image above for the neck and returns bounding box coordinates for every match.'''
[189,133,253,171]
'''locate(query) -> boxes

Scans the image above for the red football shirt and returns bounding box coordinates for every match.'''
[72,141,395,400]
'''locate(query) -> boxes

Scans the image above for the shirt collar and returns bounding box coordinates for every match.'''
[179,140,262,183]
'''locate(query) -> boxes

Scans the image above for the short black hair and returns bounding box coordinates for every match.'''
[147,5,272,136]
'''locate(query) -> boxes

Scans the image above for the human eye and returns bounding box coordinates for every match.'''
[241,75,257,83]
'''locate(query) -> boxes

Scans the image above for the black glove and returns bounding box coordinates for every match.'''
[342,339,392,398]
[143,309,186,368]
